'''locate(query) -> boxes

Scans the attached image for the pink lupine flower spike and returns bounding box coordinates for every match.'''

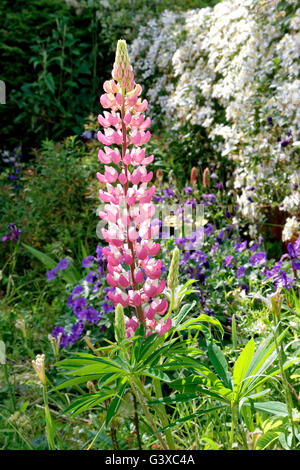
[97,40,170,338]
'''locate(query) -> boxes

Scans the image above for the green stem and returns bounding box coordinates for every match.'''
[153,378,176,450]
[271,316,295,447]
[130,378,168,450]
[43,384,56,450]
[229,405,235,450]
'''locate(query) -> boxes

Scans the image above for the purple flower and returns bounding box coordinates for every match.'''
[82,130,92,139]
[86,307,101,324]
[203,194,216,205]
[2,223,24,242]
[162,187,175,199]
[86,272,98,283]
[183,186,193,194]
[215,182,224,190]
[73,297,87,315]
[51,326,65,338]
[204,223,215,237]
[210,242,219,254]
[249,243,259,252]
[281,139,290,148]
[234,240,247,253]
[51,325,69,348]
[237,265,246,278]
[224,255,234,268]
[102,301,114,314]
[92,280,102,293]
[153,195,163,203]
[82,256,94,268]
[266,116,273,126]
[249,251,267,266]
[291,260,300,270]
[72,285,84,297]
[68,321,85,344]
[46,267,59,280]
[58,258,69,270]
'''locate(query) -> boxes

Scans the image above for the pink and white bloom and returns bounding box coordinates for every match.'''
[97,40,171,337]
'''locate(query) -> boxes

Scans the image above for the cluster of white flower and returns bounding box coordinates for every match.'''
[130,0,300,241]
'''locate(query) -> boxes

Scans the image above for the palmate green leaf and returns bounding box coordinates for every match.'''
[208,342,232,390]
[173,302,196,328]
[178,279,198,293]
[133,331,165,365]
[143,367,171,383]
[63,392,114,417]
[241,327,289,394]
[242,359,295,398]
[243,401,289,417]
[256,430,284,450]
[53,374,105,391]
[137,337,180,369]
[106,380,128,427]
[63,363,125,377]
[169,375,232,403]
[177,314,224,336]
[233,338,255,397]
[57,354,127,371]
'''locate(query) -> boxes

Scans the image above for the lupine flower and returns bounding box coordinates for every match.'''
[202,167,209,187]
[97,40,170,338]
[190,167,197,184]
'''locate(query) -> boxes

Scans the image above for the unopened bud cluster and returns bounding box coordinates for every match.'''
[32,354,46,386]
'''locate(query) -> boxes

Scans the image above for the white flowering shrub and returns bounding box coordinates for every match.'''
[130,0,300,242]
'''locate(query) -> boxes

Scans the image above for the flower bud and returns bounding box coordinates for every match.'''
[190,167,197,184]
[270,288,283,319]
[32,354,46,386]
[112,40,134,92]
[167,247,180,290]
[115,303,126,343]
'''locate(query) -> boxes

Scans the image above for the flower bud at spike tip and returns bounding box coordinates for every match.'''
[203,167,210,187]
[112,40,134,92]
[190,167,197,184]
[115,304,126,343]
[167,247,180,290]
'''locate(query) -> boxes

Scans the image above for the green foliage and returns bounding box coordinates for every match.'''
[0,137,98,263]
